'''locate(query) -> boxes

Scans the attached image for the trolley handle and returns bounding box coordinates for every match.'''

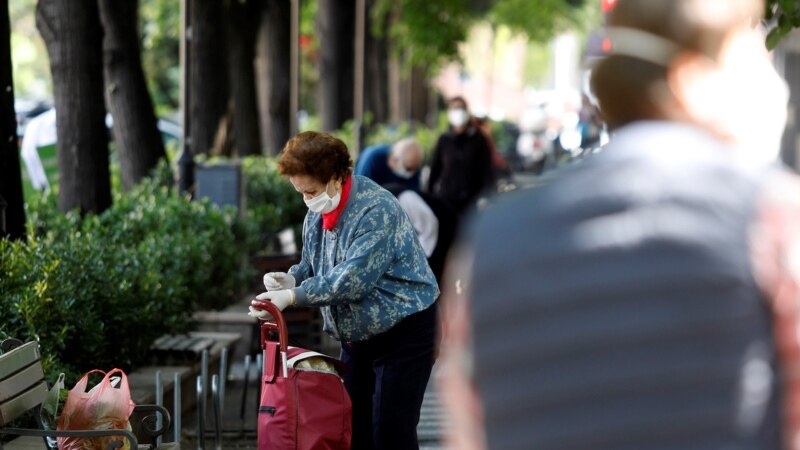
[251,299,289,354]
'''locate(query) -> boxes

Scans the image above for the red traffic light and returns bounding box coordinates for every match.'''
[601,0,617,13]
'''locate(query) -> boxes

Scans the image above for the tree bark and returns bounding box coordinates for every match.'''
[256,0,291,156]
[364,0,388,125]
[0,0,25,239]
[98,0,167,191]
[36,0,111,214]
[226,0,261,157]
[191,0,228,155]
[316,0,355,132]
[410,65,431,124]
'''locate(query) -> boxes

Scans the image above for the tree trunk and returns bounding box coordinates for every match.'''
[256,0,291,156]
[364,0,388,125]
[0,0,25,239]
[36,0,111,214]
[316,0,355,132]
[98,0,167,191]
[191,0,228,155]
[410,65,431,125]
[226,0,261,157]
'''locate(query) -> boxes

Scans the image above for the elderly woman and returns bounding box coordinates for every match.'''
[251,131,439,449]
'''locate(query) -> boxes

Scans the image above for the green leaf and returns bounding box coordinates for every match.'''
[766,27,784,50]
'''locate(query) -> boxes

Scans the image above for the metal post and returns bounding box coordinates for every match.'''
[201,349,209,425]
[174,372,182,444]
[353,0,366,155]
[240,354,251,433]
[196,376,205,450]
[178,0,195,194]
[211,374,221,450]
[155,371,163,448]
[219,348,228,416]
[289,0,300,136]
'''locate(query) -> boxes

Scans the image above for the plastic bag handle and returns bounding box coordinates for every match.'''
[73,369,130,394]
[71,369,108,394]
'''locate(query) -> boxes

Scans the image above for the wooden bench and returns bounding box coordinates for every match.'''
[0,339,177,450]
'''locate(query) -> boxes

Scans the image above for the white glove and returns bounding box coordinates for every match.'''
[253,289,295,313]
[263,272,296,291]
[248,305,270,320]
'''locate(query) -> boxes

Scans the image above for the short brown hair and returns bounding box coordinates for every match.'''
[277,131,353,183]
[448,96,468,110]
[590,0,763,128]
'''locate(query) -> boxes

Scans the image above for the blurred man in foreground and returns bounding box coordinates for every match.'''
[438,0,800,448]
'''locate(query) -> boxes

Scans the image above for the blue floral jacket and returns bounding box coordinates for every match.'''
[290,175,439,342]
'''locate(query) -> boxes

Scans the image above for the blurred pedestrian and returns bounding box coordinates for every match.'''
[355,137,458,284]
[353,137,423,191]
[250,131,439,450]
[472,114,511,179]
[382,181,459,285]
[427,96,496,218]
[438,0,798,449]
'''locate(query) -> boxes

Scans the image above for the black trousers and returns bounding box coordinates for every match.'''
[340,302,438,450]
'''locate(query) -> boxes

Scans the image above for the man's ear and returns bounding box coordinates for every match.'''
[666,51,717,123]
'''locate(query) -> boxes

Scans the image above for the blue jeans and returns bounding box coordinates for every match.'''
[340,302,438,450]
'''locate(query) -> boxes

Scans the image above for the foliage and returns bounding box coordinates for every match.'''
[766,0,800,49]
[139,0,181,115]
[486,0,588,43]
[240,156,308,255]
[9,0,51,99]
[371,0,589,71]
[1,161,250,383]
[372,0,476,69]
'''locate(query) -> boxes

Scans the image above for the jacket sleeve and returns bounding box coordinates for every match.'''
[427,136,444,193]
[749,170,800,443]
[294,202,400,306]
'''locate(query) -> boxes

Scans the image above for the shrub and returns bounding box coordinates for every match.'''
[240,156,306,255]
[1,161,251,382]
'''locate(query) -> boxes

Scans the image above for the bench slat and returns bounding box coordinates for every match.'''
[0,381,48,426]
[0,342,40,381]
[0,362,45,403]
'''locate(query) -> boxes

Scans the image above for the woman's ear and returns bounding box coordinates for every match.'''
[666,51,718,124]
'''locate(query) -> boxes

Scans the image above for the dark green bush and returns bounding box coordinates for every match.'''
[1,161,251,382]
[240,156,306,255]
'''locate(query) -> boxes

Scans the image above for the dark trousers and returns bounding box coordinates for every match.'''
[340,302,438,450]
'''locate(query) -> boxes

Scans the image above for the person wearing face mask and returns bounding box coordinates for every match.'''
[427,96,496,220]
[249,131,439,450]
[353,137,424,190]
[438,1,800,449]
[354,137,457,284]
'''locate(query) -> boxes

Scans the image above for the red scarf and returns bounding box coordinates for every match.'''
[322,175,352,230]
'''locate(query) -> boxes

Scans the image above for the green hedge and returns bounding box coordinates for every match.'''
[1,161,251,382]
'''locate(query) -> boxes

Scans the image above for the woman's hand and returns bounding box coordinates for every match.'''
[252,289,295,312]
[263,272,296,291]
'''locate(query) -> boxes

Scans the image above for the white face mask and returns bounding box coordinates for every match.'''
[391,165,414,179]
[304,181,341,214]
[448,108,469,128]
